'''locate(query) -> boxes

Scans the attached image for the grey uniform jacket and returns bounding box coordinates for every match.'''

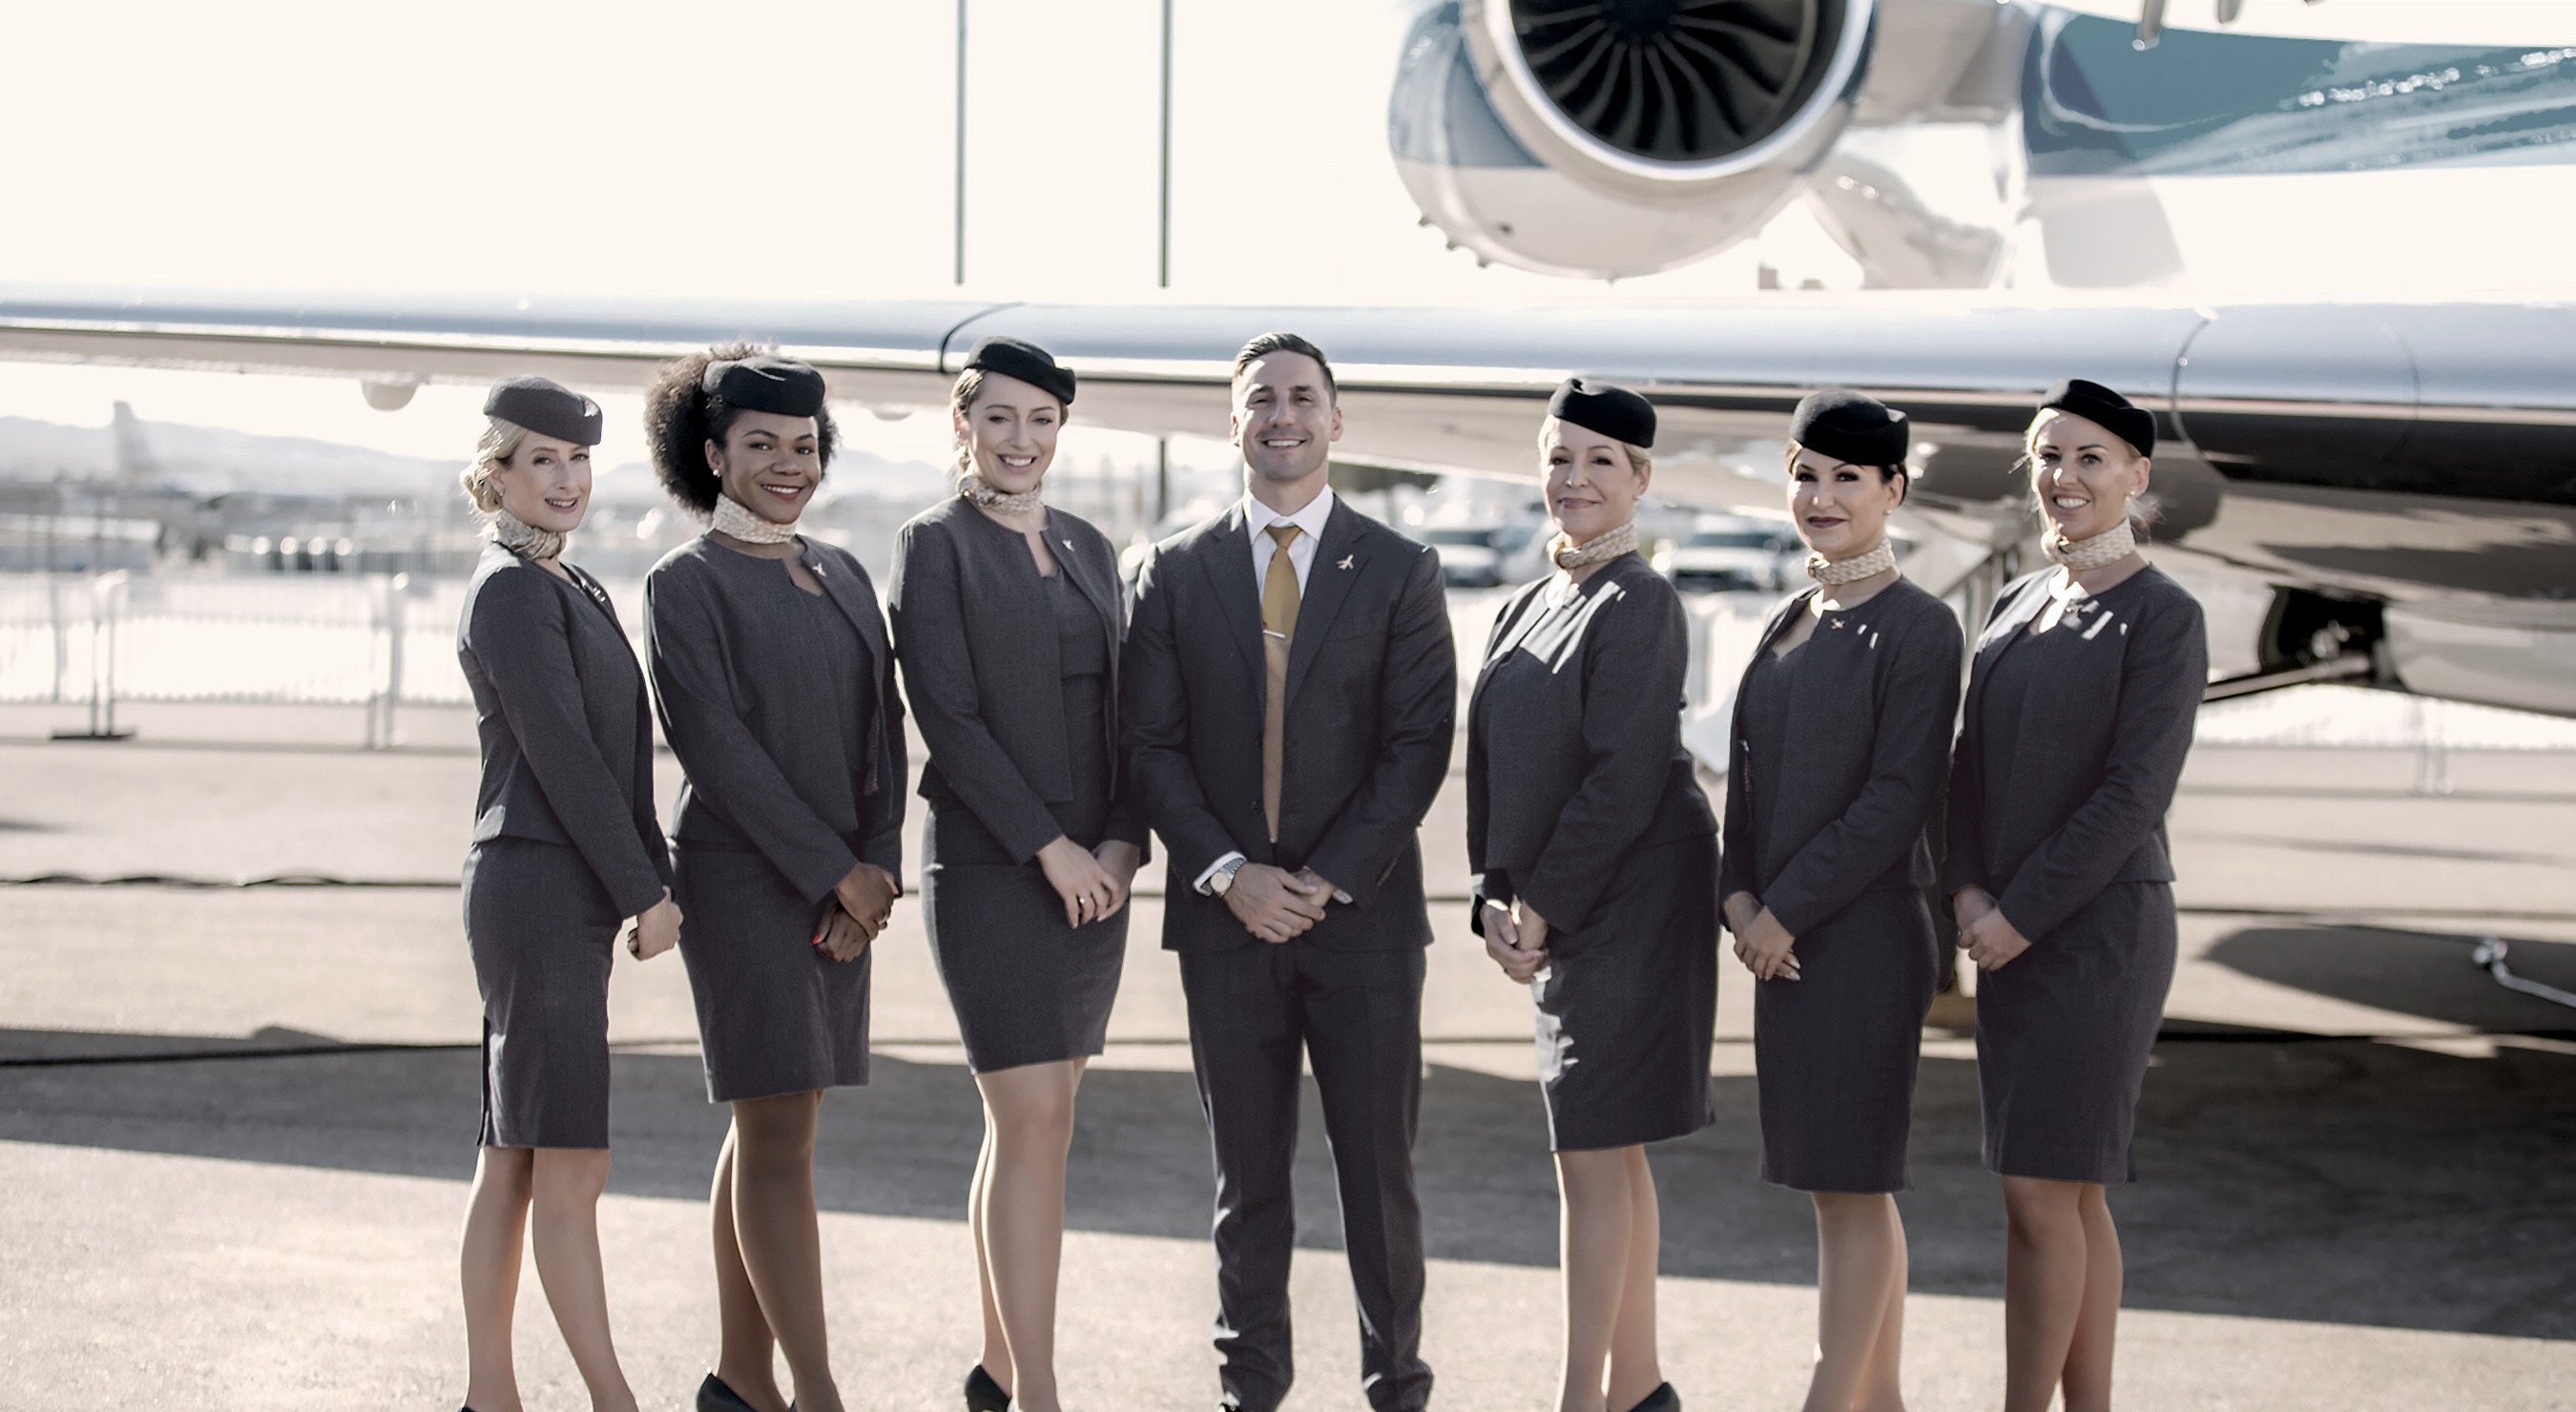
[1718,577,1963,936]
[887,497,1148,861]
[1465,555,1716,936]
[1942,565,2207,941]
[1122,497,1456,953]
[645,535,907,903]
[456,542,671,917]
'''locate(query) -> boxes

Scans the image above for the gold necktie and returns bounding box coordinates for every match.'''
[1260,523,1301,842]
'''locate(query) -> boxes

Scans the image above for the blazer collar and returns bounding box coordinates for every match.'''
[1047,512,1125,683]
[1963,575,2049,718]
[1282,499,1369,709]
[802,542,889,667]
[1196,502,1267,689]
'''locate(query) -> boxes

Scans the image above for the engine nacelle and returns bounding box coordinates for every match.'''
[1390,0,1877,280]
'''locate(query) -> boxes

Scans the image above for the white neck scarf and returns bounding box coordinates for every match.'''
[711,492,799,545]
[1548,521,1637,571]
[2048,519,2136,571]
[1807,538,1895,586]
[487,508,565,563]
[959,469,1044,517]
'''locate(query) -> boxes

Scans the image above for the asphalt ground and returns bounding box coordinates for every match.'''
[2,706,2573,1409]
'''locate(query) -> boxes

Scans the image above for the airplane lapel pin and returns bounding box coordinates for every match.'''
[1337,554,1354,571]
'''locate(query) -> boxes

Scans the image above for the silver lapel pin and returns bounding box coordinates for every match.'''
[1338,554,1354,571]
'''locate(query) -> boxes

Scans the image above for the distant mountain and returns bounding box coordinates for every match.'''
[0,413,951,506]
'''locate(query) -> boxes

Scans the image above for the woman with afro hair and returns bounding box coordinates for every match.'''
[641,343,906,1412]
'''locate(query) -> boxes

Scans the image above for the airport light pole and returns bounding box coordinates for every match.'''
[954,0,968,286]
[1158,0,1174,288]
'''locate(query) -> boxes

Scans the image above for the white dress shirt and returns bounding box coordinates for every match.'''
[1198,485,1345,899]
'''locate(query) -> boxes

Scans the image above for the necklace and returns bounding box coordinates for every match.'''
[711,493,798,545]
[2049,519,2135,571]
[487,508,564,562]
[1548,521,1637,571]
[959,469,1044,517]
[1807,539,1895,586]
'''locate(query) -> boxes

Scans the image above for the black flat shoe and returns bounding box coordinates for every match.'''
[697,1372,758,1412]
[1622,1382,1680,1412]
[964,1362,1012,1412]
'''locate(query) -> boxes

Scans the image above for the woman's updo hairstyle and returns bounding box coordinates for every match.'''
[459,419,531,514]
[1785,388,1911,504]
[644,341,841,514]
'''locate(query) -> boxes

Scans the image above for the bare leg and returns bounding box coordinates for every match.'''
[462,1147,534,1412]
[2000,1176,2090,1412]
[710,1123,785,1411]
[973,1060,1087,1412]
[1853,1200,1911,1412]
[967,1111,1009,1398]
[1802,1193,1906,1412]
[1554,1145,1642,1412]
[1601,1148,1666,1412]
[730,1091,842,1412]
[527,1148,639,1412]
[2061,1185,2122,1412]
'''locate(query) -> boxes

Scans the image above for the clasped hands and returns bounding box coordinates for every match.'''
[1481,897,1551,984]
[1950,885,2032,970]
[1225,863,1340,945]
[622,887,683,961]
[1038,836,1143,930]
[814,861,904,963]
[1723,891,1800,982]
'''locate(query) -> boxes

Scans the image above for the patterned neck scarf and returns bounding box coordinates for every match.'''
[487,507,565,562]
[2048,518,2136,571]
[1548,520,1638,571]
[1807,538,1895,586]
[711,492,799,545]
[959,469,1044,517]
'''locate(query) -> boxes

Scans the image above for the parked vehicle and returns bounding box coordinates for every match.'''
[1652,521,1801,592]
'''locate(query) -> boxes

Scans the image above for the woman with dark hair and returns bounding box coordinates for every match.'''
[642,344,905,1412]
[1467,379,1717,1412]
[887,336,1148,1412]
[1721,388,1962,1412]
[454,375,676,1412]
[1945,379,2205,1412]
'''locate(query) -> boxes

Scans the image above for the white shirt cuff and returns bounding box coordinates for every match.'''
[1195,851,1247,895]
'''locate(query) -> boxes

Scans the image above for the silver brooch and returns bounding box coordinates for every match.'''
[1338,554,1355,571]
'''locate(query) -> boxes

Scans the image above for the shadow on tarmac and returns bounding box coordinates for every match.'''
[4,1027,2570,1341]
[2207,926,2576,1034]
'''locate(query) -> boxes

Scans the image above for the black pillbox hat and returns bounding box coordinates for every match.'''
[962,335,1076,406]
[1788,388,1909,468]
[1548,376,1655,449]
[2038,378,2155,456]
[702,355,829,418]
[483,376,602,446]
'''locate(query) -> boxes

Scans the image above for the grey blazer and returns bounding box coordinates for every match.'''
[1465,554,1715,936]
[1122,497,1456,953]
[645,535,907,903]
[1718,577,1963,935]
[456,543,671,917]
[887,496,1147,862]
[1942,565,2206,940]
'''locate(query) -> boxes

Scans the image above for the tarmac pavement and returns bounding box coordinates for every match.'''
[2,716,2573,1409]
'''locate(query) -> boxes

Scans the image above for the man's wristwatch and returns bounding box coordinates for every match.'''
[1209,857,1248,897]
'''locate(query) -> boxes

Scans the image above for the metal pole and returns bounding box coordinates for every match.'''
[1154,437,1171,525]
[954,0,968,286]
[1158,0,1174,287]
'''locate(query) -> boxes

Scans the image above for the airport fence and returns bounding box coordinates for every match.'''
[3,571,2574,767]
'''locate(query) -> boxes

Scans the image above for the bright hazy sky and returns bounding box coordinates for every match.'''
[2,0,2570,477]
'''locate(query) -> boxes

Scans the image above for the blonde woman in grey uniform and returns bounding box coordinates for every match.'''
[644,347,907,1412]
[454,376,678,1412]
[1723,390,1962,1412]
[1945,380,2205,1412]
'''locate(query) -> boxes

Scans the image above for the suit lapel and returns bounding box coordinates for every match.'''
[1283,500,1366,709]
[1195,505,1267,693]
[1049,511,1124,676]
[1963,578,2046,727]
[805,542,890,673]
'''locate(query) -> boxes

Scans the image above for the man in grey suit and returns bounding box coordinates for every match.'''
[1123,332,1456,1412]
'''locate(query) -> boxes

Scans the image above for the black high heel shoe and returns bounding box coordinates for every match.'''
[964,1363,1012,1412]
[1622,1382,1680,1412]
[697,1372,758,1412]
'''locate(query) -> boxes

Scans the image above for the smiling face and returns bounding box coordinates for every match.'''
[1231,351,1341,489]
[489,433,592,535]
[1786,443,1903,561]
[954,370,1064,496]
[1542,417,1649,545]
[708,410,823,525]
[2027,408,2150,543]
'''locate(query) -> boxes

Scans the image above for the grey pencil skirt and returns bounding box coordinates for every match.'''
[1754,887,1939,1193]
[673,834,874,1104]
[921,801,1127,1074]
[463,838,620,1149]
[1976,881,2179,1184]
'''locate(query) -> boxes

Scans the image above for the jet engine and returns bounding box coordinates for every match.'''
[1389,0,2014,281]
